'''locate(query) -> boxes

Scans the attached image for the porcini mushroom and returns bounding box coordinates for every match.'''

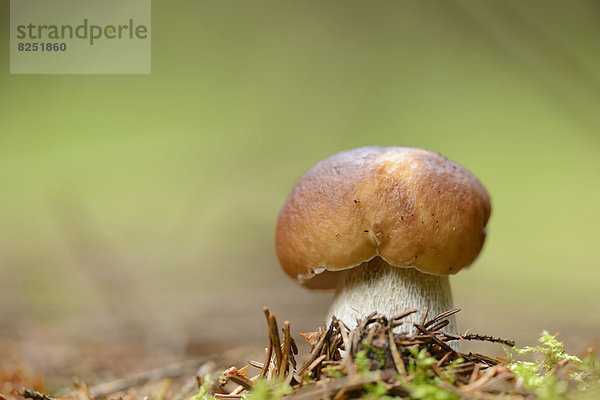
[275,146,490,335]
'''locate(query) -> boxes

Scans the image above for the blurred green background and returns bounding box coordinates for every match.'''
[1,0,599,379]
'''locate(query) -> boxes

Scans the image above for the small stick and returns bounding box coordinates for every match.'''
[436,351,452,368]
[391,320,405,328]
[392,308,418,321]
[424,308,461,329]
[460,333,515,347]
[356,312,377,335]
[467,353,501,366]
[396,340,428,346]
[280,321,291,378]
[328,329,343,360]
[419,306,429,327]
[414,324,460,358]
[449,361,476,372]
[223,373,255,391]
[588,347,596,370]
[300,354,327,382]
[259,345,273,378]
[514,376,525,393]
[365,324,378,346]
[477,372,516,392]
[428,320,449,333]
[461,365,497,392]
[16,390,55,400]
[214,394,243,399]
[431,363,449,381]
[469,363,481,383]
[260,307,275,378]
[548,358,570,376]
[363,311,378,324]
[268,314,283,374]
[230,375,260,395]
[350,325,360,354]
[73,380,94,400]
[290,336,299,355]
[388,327,406,376]
[332,386,348,400]
[337,319,355,375]
[287,335,298,370]
[439,332,462,340]
[297,323,334,377]
[248,360,264,369]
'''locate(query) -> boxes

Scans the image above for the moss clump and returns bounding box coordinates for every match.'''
[505,331,599,400]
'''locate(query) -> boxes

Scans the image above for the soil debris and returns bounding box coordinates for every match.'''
[7,308,599,400]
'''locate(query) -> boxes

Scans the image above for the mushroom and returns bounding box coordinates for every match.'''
[275,146,491,336]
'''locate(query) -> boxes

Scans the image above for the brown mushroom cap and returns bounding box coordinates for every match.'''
[275,146,491,289]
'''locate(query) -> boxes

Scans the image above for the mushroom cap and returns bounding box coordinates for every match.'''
[275,146,491,289]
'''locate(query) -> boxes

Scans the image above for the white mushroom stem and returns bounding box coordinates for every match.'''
[327,257,459,343]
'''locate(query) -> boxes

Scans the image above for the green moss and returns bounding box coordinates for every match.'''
[362,339,387,369]
[302,371,313,385]
[511,331,582,370]
[188,376,291,400]
[363,381,391,400]
[354,350,371,373]
[402,348,459,400]
[243,379,292,400]
[189,375,217,400]
[324,365,344,378]
[506,331,599,399]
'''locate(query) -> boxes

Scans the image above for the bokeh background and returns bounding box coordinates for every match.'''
[1,0,599,388]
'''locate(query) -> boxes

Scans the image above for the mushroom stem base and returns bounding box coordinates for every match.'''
[327,257,457,336]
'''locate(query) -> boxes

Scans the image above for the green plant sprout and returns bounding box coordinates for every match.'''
[324,365,344,379]
[354,350,371,373]
[401,347,459,400]
[189,375,217,400]
[242,380,293,400]
[363,381,392,400]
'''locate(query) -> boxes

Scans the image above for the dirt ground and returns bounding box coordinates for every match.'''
[1,275,597,396]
